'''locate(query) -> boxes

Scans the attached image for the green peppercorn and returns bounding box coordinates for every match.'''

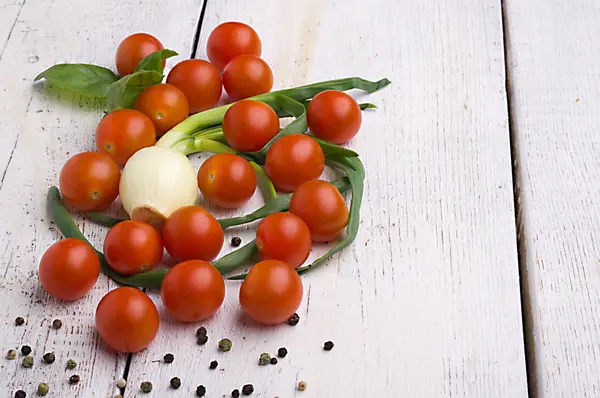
[66,359,77,369]
[21,345,32,355]
[15,317,25,326]
[52,319,62,329]
[163,353,174,363]
[231,237,242,247]
[218,338,232,352]
[21,355,34,368]
[14,390,26,398]
[258,353,271,366]
[196,384,206,397]
[241,384,254,395]
[287,313,300,326]
[209,360,218,369]
[197,334,208,345]
[69,375,80,384]
[170,377,181,389]
[270,357,278,365]
[37,383,49,396]
[323,341,334,351]
[231,389,240,398]
[6,349,17,359]
[140,381,153,393]
[43,352,55,364]
[297,381,307,391]
[277,347,288,358]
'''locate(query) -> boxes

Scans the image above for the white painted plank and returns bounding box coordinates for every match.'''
[0,0,201,396]
[126,1,528,397]
[504,1,600,396]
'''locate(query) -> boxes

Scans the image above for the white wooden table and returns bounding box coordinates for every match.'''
[1,0,598,396]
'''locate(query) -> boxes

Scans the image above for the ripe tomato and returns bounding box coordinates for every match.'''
[38,238,100,301]
[103,220,163,276]
[222,55,273,101]
[95,287,159,353]
[289,180,349,242]
[96,109,156,165]
[307,90,362,144]
[197,153,256,208]
[222,100,279,152]
[265,134,324,192]
[166,59,222,113]
[162,206,224,262]
[206,22,262,71]
[115,33,164,76]
[59,152,120,212]
[239,260,303,325]
[256,213,311,268]
[134,83,189,136]
[161,260,225,322]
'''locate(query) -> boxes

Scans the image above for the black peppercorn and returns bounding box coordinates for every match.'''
[52,319,62,329]
[196,384,206,397]
[197,334,208,345]
[277,347,288,358]
[20,345,32,356]
[231,389,240,398]
[140,381,153,393]
[231,237,242,247]
[14,390,26,398]
[196,326,207,337]
[323,341,334,351]
[170,377,181,389]
[270,357,278,365]
[15,317,25,326]
[163,353,174,363]
[242,384,254,395]
[43,352,55,364]
[209,360,218,369]
[287,313,300,326]
[69,375,80,384]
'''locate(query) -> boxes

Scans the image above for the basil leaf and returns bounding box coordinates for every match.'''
[34,64,118,97]
[135,49,178,74]
[106,70,163,111]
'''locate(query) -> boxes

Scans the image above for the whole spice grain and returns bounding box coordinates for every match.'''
[43,352,56,364]
[241,384,254,395]
[163,353,174,363]
[196,326,207,337]
[20,345,32,356]
[22,355,34,368]
[196,384,206,397]
[170,377,181,389]
[231,389,240,398]
[287,313,300,326]
[218,338,232,352]
[66,359,77,369]
[69,375,80,384]
[258,353,271,366]
[297,381,307,391]
[270,357,278,365]
[140,381,153,393]
[6,349,17,359]
[231,236,242,247]
[52,319,62,329]
[323,341,334,351]
[209,360,218,369]
[277,347,288,358]
[15,317,25,326]
[14,390,26,398]
[116,378,127,389]
[197,334,209,345]
[37,383,49,396]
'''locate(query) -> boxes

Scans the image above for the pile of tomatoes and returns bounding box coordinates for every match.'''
[38,22,364,354]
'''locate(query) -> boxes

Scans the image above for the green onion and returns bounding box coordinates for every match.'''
[249,161,277,203]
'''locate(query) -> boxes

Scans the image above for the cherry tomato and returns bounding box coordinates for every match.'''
[95,287,159,353]
[265,134,324,192]
[289,180,349,242]
[161,260,225,322]
[239,260,303,325]
[222,100,279,152]
[134,83,189,136]
[96,109,156,165]
[115,33,164,76]
[103,220,163,276]
[206,22,262,71]
[38,238,100,301]
[197,153,256,208]
[222,55,273,101]
[307,90,362,144]
[166,59,222,113]
[59,152,120,212]
[162,206,224,262]
[256,213,311,268]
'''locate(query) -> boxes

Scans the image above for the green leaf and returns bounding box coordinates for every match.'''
[135,49,178,74]
[34,64,118,97]
[106,70,163,111]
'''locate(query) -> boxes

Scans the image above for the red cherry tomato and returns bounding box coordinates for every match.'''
[197,153,256,208]
[96,287,159,353]
[239,260,303,325]
[265,134,324,192]
[206,22,262,71]
[134,83,189,136]
[59,152,120,212]
[256,213,311,268]
[38,238,100,301]
[289,180,349,242]
[222,55,273,101]
[161,260,225,322]
[166,59,222,113]
[96,109,156,165]
[307,90,362,144]
[162,206,224,262]
[222,100,279,152]
[103,220,163,276]
[115,33,164,76]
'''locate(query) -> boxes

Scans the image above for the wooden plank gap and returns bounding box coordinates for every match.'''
[190,0,209,59]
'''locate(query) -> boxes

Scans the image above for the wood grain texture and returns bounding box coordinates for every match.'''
[0,0,201,396]
[504,1,600,396]
[125,1,528,397]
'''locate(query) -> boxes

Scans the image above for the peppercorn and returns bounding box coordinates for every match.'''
[218,338,232,352]
[297,381,307,391]
[231,237,242,247]
[52,319,62,329]
[14,390,26,398]
[270,357,278,365]
[197,334,209,345]
[116,378,127,389]
[169,376,181,389]
[287,313,300,326]
[209,360,218,369]
[258,353,271,366]
[195,384,206,397]
[241,384,254,395]
[196,326,207,337]
[277,347,288,358]
[140,381,153,393]
[20,345,32,356]
[15,317,25,326]
[6,349,17,359]
[163,353,174,363]
[69,375,80,384]
[231,389,240,398]
[43,352,55,364]
[22,355,34,368]
[323,341,334,351]
[37,383,49,396]
[66,359,77,369]
[114,395,123,398]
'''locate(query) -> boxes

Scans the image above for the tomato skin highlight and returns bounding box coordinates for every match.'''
[222,55,273,101]
[265,134,325,192]
[103,220,164,276]
[95,287,160,353]
[166,59,222,113]
[134,83,190,137]
[239,260,303,325]
[59,152,120,212]
[206,22,262,71]
[38,238,100,301]
[307,90,362,144]
[96,109,156,165]
[161,260,225,322]
[256,213,311,268]
[162,206,224,262]
[197,153,256,209]
[289,180,349,243]
[222,100,279,152]
[115,33,164,76]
